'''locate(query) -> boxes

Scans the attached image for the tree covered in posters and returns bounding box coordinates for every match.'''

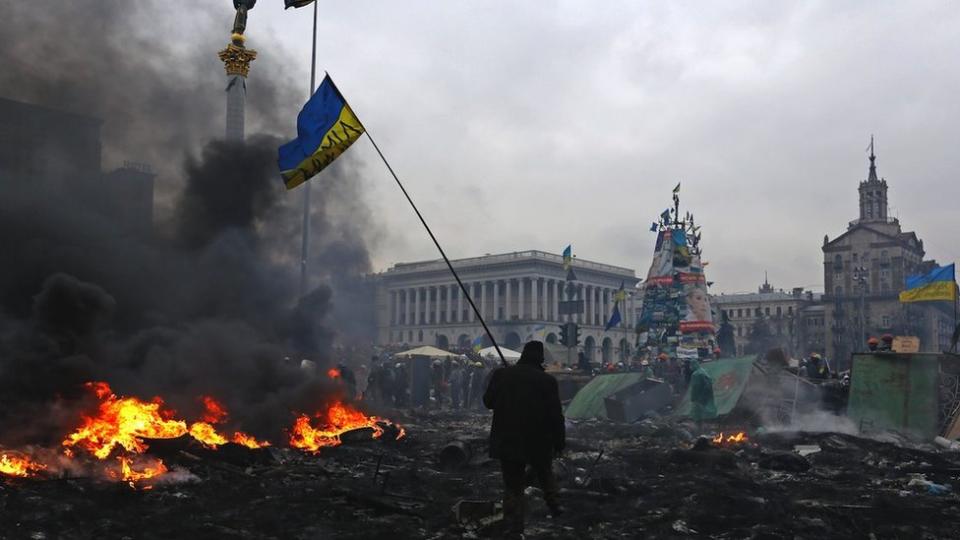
[635,187,717,361]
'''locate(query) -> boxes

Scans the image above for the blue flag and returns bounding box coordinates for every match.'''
[604,304,622,331]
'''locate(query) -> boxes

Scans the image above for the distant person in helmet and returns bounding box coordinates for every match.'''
[867,337,879,352]
[805,353,831,379]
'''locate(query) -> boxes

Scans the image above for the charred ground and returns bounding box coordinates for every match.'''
[3,411,960,539]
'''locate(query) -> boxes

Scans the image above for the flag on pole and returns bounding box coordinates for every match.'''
[660,209,671,225]
[562,245,572,270]
[525,324,547,342]
[471,335,484,352]
[278,74,365,190]
[605,282,627,331]
[604,305,622,332]
[899,264,957,303]
[284,0,316,8]
[673,182,681,194]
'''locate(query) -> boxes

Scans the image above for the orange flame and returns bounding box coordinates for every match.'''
[116,456,167,489]
[188,422,228,448]
[0,452,47,478]
[62,382,188,459]
[231,432,271,449]
[327,368,341,379]
[712,431,749,444]
[200,396,228,424]
[288,401,402,454]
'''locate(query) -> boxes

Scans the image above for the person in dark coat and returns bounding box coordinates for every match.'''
[393,363,409,407]
[337,363,357,399]
[483,341,564,537]
[449,361,464,409]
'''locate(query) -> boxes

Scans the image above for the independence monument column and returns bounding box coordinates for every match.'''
[218,0,258,141]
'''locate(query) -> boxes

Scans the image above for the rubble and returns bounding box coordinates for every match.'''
[3,410,960,538]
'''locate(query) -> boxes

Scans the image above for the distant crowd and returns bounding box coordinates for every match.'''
[362,352,502,410]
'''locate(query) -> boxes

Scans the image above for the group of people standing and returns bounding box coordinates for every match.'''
[363,355,496,409]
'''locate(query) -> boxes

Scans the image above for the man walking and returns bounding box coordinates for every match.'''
[483,341,565,538]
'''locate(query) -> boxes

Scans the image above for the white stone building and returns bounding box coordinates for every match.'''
[373,250,639,363]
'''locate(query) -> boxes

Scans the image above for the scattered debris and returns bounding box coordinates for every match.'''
[794,444,822,457]
[4,411,960,538]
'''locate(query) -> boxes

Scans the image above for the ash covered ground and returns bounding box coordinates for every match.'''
[4,410,960,539]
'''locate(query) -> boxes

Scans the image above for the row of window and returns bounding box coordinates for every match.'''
[722,305,794,319]
[833,250,891,268]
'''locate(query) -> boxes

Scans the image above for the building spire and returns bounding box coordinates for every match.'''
[867,134,878,182]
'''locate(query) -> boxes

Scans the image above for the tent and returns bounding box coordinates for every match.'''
[394,346,459,358]
[478,346,521,360]
[674,356,755,418]
[565,373,648,420]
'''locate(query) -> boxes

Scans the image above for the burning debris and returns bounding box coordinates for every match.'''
[712,431,749,445]
[0,451,46,478]
[289,402,406,454]
[2,381,403,492]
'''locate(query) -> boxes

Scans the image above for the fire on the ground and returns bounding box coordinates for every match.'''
[2,381,403,488]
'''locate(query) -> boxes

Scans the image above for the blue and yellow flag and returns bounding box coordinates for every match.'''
[899,263,956,303]
[605,282,627,331]
[278,74,365,190]
[562,245,572,270]
[471,335,484,353]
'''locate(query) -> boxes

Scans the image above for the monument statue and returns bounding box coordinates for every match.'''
[231,0,258,36]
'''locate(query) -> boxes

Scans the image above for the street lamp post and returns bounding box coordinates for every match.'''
[853,265,869,352]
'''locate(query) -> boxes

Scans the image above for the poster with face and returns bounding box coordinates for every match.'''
[680,283,714,333]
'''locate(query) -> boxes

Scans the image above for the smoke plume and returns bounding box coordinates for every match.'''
[0,1,380,444]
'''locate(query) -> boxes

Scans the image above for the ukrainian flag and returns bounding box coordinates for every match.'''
[278,74,365,190]
[899,263,957,303]
[562,245,572,270]
[605,282,627,331]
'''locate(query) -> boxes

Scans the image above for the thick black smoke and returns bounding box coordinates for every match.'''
[0,2,380,444]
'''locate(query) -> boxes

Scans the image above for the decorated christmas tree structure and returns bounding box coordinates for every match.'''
[636,185,716,361]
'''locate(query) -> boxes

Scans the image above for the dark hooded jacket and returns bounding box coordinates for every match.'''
[483,341,565,461]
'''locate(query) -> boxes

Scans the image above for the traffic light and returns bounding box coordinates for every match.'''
[574,324,581,346]
[559,324,568,346]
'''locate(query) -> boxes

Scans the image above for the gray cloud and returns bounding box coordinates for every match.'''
[249,0,959,292]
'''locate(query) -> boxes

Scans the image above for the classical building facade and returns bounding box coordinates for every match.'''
[373,250,638,363]
[712,278,822,357]
[822,146,954,368]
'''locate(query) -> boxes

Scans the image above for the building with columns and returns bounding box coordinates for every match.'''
[373,250,639,363]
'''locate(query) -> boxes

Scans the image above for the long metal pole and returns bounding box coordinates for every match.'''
[298,0,319,297]
[359,130,507,367]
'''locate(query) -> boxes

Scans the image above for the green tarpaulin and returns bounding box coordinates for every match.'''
[847,353,942,439]
[565,373,647,420]
[675,356,755,417]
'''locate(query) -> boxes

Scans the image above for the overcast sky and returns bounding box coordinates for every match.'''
[138,2,960,293]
